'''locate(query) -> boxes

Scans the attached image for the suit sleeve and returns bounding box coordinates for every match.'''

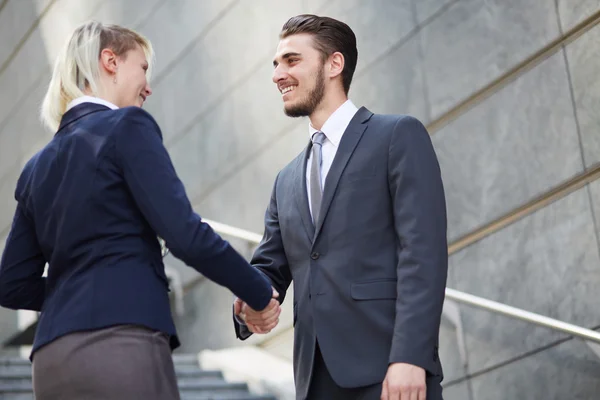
[113,107,272,312]
[387,116,448,375]
[0,203,47,311]
[234,172,293,340]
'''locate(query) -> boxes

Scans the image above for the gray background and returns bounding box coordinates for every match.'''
[1,0,600,398]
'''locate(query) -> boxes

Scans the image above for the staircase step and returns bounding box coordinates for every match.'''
[0,358,29,367]
[0,394,276,400]
[0,394,33,400]
[0,366,31,376]
[178,380,247,391]
[0,370,34,385]
[0,382,32,393]
[0,366,221,379]
[181,395,277,400]
[0,356,276,400]
[175,366,223,380]
[0,381,249,392]
[172,354,199,366]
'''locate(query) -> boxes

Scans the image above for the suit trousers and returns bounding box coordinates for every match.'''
[32,324,180,400]
[306,342,444,400]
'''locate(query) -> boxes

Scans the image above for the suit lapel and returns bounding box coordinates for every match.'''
[293,141,315,241]
[313,107,373,241]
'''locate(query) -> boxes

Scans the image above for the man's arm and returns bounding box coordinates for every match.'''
[0,203,47,311]
[234,172,293,339]
[387,115,448,374]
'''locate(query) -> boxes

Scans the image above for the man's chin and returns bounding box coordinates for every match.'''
[284,104,311,118]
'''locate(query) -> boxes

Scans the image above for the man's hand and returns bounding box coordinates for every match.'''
[381,363,426,400]
[234,288,281,334]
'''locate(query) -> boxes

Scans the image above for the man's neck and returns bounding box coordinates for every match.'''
[309,93,348,130]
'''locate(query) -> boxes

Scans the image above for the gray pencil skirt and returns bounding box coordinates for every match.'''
[31,325,180,400]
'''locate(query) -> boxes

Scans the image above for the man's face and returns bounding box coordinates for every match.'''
[272,33,326,117]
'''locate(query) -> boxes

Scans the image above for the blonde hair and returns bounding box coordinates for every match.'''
[40,21,154,131]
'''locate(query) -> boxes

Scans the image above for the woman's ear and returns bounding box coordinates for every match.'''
[99,48,118,75]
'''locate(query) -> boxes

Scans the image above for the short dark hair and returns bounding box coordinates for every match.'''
[280,14,358,94]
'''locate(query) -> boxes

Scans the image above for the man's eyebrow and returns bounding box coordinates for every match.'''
[273,52,302,67]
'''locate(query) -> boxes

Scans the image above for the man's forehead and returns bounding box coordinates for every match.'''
[274,34,314,58]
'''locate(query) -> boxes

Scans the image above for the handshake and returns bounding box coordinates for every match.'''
[234,288,281,334]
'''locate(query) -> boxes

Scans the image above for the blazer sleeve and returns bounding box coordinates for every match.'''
[113,107,272,312]
[0,202,47,311]
[387,115,448,375]
[234,172,293,340]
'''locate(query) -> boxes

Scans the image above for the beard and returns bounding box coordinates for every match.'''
[284,67,325,118]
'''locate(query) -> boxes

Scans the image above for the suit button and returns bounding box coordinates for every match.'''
[311,252,320,260]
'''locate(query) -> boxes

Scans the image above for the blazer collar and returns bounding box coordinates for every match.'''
[56,103,111,134]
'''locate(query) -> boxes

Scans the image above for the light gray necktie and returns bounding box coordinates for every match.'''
[310,131,326,224]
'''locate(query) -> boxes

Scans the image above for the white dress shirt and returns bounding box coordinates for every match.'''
[67,95,119,111]
[307,99,359,218]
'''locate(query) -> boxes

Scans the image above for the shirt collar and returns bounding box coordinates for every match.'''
[66,96,119,111]
[308,100,359,146]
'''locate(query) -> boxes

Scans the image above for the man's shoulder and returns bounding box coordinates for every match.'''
[270,147,307,192]
[368,112,423,127]
[366,113,430,141]
[281,147,307,175]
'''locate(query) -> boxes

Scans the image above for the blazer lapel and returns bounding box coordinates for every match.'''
[293,141,315,241]
[313,107,373,241]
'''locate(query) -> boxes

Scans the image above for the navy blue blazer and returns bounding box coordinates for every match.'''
[0,102,272,357]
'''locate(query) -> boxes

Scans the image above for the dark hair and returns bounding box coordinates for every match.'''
[280,14,358,94]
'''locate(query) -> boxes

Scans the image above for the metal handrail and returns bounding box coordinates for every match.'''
[198,219,600,345]
[203,219,263,243]
[445,288,600,343]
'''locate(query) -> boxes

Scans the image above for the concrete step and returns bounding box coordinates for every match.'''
[172,353,200,366]
[175,366,223,380]
[0,355,199,367]
[178,380,248,392]
[0,366,222,381]
[0,367,30,376]
[0,381,251,393]
[0,355,278,400]
[0,394,33,400]
[0,359,29,367]
[0,371,33,385]
[0,382,31,393]
[0,393,276,400]
[181,395,277,400]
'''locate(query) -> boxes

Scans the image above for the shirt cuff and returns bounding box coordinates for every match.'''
[233,302,247,326]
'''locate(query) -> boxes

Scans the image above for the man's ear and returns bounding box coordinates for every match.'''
[328,51,345,79]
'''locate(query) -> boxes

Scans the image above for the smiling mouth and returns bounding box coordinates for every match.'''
[280,85,297,95]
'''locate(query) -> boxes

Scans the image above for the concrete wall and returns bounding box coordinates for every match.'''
[2,0,600,398]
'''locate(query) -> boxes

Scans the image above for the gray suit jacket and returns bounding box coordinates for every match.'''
[235,107,448,399]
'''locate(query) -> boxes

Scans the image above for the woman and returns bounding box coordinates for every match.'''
[0,21,276,399]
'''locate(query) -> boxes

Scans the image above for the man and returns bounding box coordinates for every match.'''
[234,14,448,400]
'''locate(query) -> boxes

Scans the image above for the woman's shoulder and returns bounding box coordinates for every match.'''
[113,106,159,127]
[108,107,163,141]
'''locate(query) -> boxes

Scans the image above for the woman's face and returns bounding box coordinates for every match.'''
[112,44,152,108]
